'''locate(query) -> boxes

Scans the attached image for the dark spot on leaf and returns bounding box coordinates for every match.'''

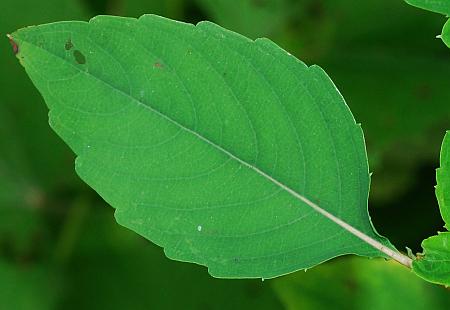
[65,39,73,50]
[73,50,86,65]
[7,34,19,55]
[154,62,164,68]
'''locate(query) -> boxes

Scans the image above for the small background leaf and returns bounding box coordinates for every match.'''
[437,132,450,227]
[413,132,450,286]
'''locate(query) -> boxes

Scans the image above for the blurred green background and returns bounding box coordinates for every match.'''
[1,0,449,309]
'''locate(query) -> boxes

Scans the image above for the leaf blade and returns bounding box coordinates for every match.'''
[12,14,393,278]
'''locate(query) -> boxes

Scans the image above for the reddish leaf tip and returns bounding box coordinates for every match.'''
[7,34,19,55]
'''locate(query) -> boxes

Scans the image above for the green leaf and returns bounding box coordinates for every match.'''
[413,132,450,286]
[405,0,450,47]
[11,14,397,278]
[414,233,450,285]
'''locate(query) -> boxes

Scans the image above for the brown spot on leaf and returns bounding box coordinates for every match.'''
[7,34,19,55]
[73,50,86,65]
[65,39,73,50]
[154,62,164,68]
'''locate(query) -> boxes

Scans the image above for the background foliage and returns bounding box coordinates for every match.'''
[0,0,449,308]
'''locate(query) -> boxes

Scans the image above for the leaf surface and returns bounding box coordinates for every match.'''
[413,132,450,285]
[11,14,393,278]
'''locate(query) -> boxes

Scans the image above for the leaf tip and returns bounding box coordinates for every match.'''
[6,34,19,55]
